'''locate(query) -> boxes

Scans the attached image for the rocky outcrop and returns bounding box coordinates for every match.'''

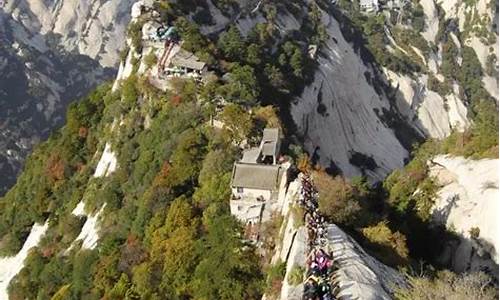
[0,222,48,299]
[2,0,496,192]
[290,0,497,180]
[429,155,499,279]
[273,176,405,300]
[160,1,423,181]
[291,10,413,181]
[437,0,499,101]
[384,70,470,138]
[0,0,134,195]
[2,0,134,67]
[326,224,406,299]
[197,1,485,181]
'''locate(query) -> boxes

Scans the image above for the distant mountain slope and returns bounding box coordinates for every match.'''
[0,0,135,195]
[0,0,497,299]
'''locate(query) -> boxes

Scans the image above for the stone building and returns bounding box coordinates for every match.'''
[230,128,285,225]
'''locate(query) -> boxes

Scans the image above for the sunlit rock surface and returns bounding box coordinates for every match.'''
[429,155,499,278]
[0,0,134,195]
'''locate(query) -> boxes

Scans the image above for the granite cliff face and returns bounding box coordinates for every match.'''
[0,1,497,298]
[2,0,134,67]
[1,0,497,191]
[429,155,499,279]
[0,0,134,194]
[265,175,406,300]
[290,11,413,181]
[290,0,498,180]
[195,0,497,181]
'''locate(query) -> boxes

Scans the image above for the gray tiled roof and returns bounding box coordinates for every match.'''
[261,128,280,157]
[241,147,260,163]
[170,48,206,70]
[231,163,281,190]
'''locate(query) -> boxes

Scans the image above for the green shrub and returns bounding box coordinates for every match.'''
[395,271,498,300]
[413,177,438,221]
[119,47,130,63]
[121,75,139,109]
[315,172,363,227]
[287,265,305,286]
[278,41,305,78]
[265,261,287,298]
[219,63,260,106]
[218,26,246,61]
[361,221,409,266]
[127,20,145,52]
[469,227,480,239]
[485,53,498,77]
[220,103,254,143]
[427,75,451,96]
[440,100,498,158]
[411,3,426,32]
[143,50,157,69]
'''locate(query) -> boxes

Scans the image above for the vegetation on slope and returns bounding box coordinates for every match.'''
[312,97,497,274]
[2,74,272,299]
[0,2,332,297]
[396,270,498,300]
[1,0,498,298]
[0,84,111,256]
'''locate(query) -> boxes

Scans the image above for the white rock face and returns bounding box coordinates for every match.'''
[437,0,499,101]
[429,155,499,277]
[280,226,307,300]
[327,224,406,299]
[445,92,470,132]
[467,36,499,100]
[420,0,439,43]
[67,143,118,253]
[94,143,118,177]
[3,0,135,67]
[385,70,470,138]
[0,222,49,299]
[72,201,86,216]
[0,0,135,194]
[291,12,410,180]
[72,203,107,250]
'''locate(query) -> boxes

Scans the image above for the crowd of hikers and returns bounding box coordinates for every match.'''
[298,173,337,300]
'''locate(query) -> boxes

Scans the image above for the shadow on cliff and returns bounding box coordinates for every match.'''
[384,200,498,280]
[262,1,428,181]
[0,14,116,195]
[328,5,425,152]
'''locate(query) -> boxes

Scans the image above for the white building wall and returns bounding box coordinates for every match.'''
[231,187,271,201]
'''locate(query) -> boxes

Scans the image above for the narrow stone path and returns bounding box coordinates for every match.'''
[297,173,337,300]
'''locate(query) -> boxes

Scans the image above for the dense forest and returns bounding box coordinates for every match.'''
[0,0,498,299]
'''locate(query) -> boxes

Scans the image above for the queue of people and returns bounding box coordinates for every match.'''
[298,173,337,300]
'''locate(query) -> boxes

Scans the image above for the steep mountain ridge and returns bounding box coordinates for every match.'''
[0,0,134,194]
[291,9,413,181]
[0,0,497,299]
[1,0,497,193]
[273,176,406,300]
[190,0,498,181]
[0,2,413,298]
[3,0,134,67]
[289,0,498,180]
